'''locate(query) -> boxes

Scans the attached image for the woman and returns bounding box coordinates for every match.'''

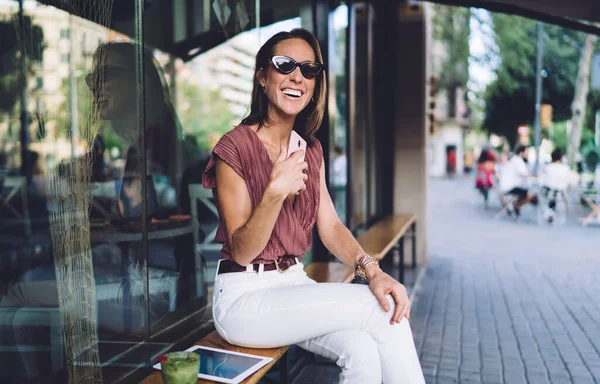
[202,29,425,383]
[86,42,180,192]
[86,42,199,300]
[475,148,496,207]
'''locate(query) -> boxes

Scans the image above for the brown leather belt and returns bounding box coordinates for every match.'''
[217,256,298,275]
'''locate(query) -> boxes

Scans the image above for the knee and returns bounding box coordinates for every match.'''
[337,333,382,383]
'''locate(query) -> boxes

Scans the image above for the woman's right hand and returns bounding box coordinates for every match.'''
[268,146,309,197]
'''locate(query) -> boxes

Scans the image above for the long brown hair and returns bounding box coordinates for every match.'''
[241,29,327,141]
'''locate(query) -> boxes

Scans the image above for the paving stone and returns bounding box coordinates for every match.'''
[436,378,459,384]
[569,375,594,383]
[480,373,503,383]
[437,369,459,380]
[525,373,550,384]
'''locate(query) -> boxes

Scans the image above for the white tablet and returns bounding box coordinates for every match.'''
[152,345,273,384]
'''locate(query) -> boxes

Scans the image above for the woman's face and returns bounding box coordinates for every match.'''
[90,51,137,121]
[260,38,318,120]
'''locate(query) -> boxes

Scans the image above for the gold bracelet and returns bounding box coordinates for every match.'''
[355,254,378,281]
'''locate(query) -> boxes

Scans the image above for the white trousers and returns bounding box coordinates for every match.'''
[212,261,425,384]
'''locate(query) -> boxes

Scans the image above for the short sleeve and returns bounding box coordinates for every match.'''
[309,137,324,169]
[202,131,245,189]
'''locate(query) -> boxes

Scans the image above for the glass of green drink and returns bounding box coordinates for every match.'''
[158,352,200,384]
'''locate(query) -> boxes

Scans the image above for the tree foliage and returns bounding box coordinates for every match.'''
[0,15,45,113]
[483,13,587,146]
[176,82,235,153]
[432,5,470,117]
[432,5,470,90]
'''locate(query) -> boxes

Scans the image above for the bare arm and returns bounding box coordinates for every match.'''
[215,148,307,266]
[316,159,380,280]
[316,158,410,322]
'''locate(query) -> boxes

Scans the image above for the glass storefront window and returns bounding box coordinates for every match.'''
[349,3,370,232]
[330,4,348,226]
[0,0,316,382]
[0,0,267,382]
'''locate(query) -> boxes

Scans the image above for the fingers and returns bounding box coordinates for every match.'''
[295,183,307,195]
[374,290,390,313]
[290,150,305,160]
[390,293,404,324]
[289,149,306,163]
[277,146,288,162]
[390,288,410,324]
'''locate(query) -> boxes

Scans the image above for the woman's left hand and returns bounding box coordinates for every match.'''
[367,267,411,324]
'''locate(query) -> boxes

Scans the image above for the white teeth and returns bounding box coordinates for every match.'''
[283,89,302,97]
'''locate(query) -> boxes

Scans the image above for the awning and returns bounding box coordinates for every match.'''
[431,0,600,35]
[31,0,600,62]
[33,0,304,61]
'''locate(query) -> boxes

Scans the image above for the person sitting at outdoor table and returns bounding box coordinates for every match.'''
[539,148,578,220]
[499,145,537,217]
[202,28,425,384]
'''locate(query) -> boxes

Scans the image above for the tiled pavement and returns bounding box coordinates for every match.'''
[410,177,600,384]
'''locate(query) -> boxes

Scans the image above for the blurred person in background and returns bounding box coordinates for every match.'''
[499,145,537,218]
[475,148,496,208]
[540,148,578,222]
[464,150,474,174]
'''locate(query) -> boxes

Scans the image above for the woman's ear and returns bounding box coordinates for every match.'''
[257,68,266,88]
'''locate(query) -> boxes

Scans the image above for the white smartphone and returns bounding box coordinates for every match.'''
[287,130,307,163]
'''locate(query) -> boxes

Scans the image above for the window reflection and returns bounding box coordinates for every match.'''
[0,0,317,382]
[0,3,207,382]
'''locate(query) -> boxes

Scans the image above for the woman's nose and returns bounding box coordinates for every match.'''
[289,67,303,82]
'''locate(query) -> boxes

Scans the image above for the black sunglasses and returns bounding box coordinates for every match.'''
[270,55,323,79]
[85,65,131,91]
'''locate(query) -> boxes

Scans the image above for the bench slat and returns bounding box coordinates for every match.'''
[305,262,354,283]
[356,214,416,260]
[139,331,289,384]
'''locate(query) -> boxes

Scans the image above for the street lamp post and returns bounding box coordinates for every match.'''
[533,21,544,173]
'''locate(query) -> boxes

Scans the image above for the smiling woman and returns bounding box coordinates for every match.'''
[201,28,426,384]
[241,29,327,140]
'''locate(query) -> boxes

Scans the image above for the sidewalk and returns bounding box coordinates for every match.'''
[410,177,600,384]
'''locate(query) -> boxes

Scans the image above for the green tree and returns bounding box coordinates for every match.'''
[482,14,586,146]
[176,82,235,152]
[0,15,45,113]
[432,5,471,117]
[55,70,100,140]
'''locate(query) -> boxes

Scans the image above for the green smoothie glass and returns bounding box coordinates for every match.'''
[158,352,200,384]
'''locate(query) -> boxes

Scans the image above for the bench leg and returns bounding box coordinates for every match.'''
[411,222,417,269]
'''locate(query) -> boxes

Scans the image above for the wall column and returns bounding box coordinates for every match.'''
[393,3,430,265]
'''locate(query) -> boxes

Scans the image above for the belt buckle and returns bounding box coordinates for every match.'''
[274,258,286,273]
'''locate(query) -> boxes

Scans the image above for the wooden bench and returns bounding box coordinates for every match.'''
[139,330,289,384]
[355,214,417,283]
[305,261,354,283]
[139,214,415,384]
